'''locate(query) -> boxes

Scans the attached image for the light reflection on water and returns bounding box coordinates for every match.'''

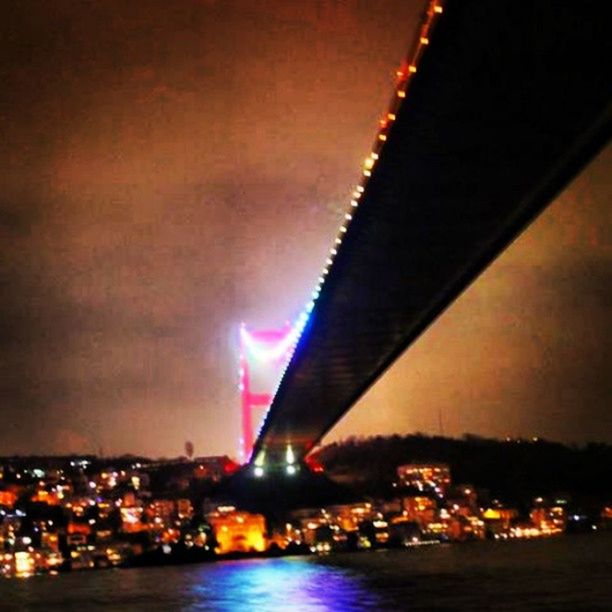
[188,558,381,611]
[2,556,380,611]
[3,535,612,611]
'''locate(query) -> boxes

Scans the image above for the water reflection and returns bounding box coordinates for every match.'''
[4,537,611,611]
[188,557,382,611]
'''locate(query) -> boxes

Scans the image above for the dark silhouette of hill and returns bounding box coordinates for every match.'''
[313,434,612,510]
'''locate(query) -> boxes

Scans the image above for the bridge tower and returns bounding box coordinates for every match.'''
[238,323,296,462]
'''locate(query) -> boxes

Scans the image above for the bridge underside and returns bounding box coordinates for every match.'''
[252,0,611,466]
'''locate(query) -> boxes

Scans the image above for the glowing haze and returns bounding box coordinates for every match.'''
[1,1,610,457]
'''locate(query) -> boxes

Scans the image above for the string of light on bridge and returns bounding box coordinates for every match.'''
[250,1,446,472]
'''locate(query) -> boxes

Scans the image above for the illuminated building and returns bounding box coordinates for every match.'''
[443,515,486,541]
[530,500,566,535]
[41,549,64,571]
[67,521,91,537]
[99,471,119,490]
[14,551,35,577]
[369,517,390,545]
[288,504,379,551]
[31,488,60,505]
[388,515,422,546]
[94,529,113,542]
[160,528,181,545]
[397,463,451,494]
[482,507,518,535]
[402,495,437,527]
[96,500,113,520]
[69,547,95,570]
[207,508,267,554]
[147,499,175,526]
[326,503,374,532]
[120,506,146,533]
[0,490,17,508]
[63,496,95,519]
[177,498,193,521]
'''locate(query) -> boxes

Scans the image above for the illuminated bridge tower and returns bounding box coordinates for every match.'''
[238,323,297,462]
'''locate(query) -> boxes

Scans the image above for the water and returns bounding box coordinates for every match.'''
[2,534,611,611]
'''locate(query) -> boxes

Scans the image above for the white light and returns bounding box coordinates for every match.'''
[326,258,333,265]
[286,446,295,465]
[340,227,347,233]
[254,466,264,477]
[241,326,300,362]
[345,213,352,220]
[356,186,364,193]
[350,200,358,207]
[330,248,337,255]
[286,465,296,476]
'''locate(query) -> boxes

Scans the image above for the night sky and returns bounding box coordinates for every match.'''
[1,1,610,458]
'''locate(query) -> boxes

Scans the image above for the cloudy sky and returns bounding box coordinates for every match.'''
[1,1,609,458]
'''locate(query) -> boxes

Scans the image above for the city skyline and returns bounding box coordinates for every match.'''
[1,0,610,458]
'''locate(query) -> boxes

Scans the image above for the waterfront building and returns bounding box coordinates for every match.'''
[207,508,267,554]
[482,507,518,535]
[401,495,437,527]
[529,500,566,535]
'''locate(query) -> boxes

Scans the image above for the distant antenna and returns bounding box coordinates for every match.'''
[438,406,444,437]
[185,440,194,460]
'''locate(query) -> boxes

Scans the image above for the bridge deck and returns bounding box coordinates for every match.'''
[252,0,611,465]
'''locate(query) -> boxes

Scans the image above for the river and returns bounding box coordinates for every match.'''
[2,534,611,611]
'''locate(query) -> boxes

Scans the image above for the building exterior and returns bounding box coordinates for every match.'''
[397,462,451,494]
[207,508,267,554]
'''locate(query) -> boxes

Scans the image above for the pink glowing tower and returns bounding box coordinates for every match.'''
[239,323,297,462]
